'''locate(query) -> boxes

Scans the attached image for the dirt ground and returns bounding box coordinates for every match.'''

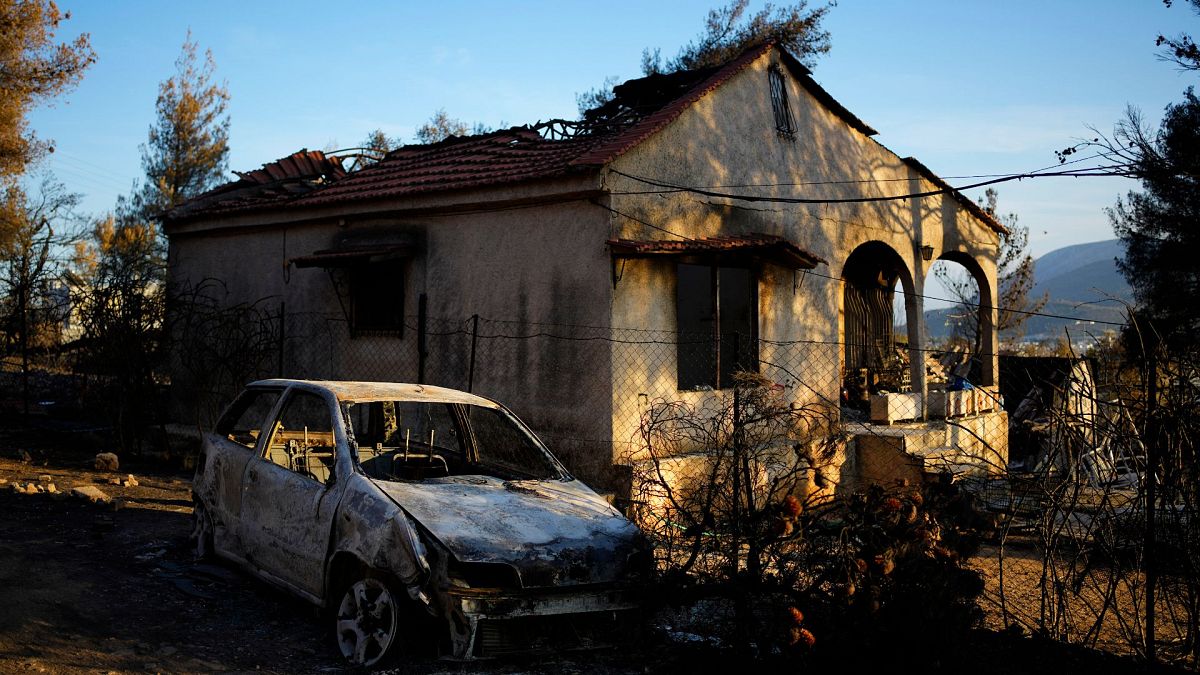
[0,425,1186,675]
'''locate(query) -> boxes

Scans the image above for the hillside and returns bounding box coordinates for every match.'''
[922,239,1131,342]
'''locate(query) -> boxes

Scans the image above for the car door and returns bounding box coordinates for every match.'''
[200,386,284,559]
[238,387,343,598]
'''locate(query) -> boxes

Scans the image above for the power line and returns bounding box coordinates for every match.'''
[609,167,1133,206]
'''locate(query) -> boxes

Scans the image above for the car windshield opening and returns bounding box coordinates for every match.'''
[345,401,560,482]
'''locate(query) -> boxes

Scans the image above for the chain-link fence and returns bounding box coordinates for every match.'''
[7,294,1199,667]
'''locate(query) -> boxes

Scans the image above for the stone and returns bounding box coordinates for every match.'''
[125,475,139,487]
[108,477,122,485]
[24,483,39,495]
[71,485,111,504]
[94,452,119,472]
[38,474,52,483]
[45,483,56,493]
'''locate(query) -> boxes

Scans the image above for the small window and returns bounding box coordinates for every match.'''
[351,259,404,335]
[677,263,759,390]
[264,391,336,484]
[215,389,281,449]
[768,64,795,139]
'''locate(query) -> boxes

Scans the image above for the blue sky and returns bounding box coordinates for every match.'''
[27,1,1199,260]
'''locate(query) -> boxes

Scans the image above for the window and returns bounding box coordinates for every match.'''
[768,64,795,139]
[350,259,404,334]
[215,389,281,449]
[676,263,758,390]
[346,400,560,481]
[264,391,336,484]
[466,406,558,480]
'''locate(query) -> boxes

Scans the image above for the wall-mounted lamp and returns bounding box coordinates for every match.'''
[920,245,935,261]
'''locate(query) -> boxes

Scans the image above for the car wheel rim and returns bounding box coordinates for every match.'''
[336,578,398,666]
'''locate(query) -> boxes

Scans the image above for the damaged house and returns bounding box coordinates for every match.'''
[165,42,1009,498]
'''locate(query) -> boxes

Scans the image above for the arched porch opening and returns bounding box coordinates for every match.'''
[841,241,921,411]
[926,251,997,387]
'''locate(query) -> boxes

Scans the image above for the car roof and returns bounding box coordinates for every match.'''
[247,379,500,408]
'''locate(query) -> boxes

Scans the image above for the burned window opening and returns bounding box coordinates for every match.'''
[349,259,405,336]
[769,64,796,140]
[677,262,759,391]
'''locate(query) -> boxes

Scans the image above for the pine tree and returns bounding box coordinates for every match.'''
[578,1,831,116]
[0,0,94,184]
[136,32,230,220]
[1109,90,1200,347]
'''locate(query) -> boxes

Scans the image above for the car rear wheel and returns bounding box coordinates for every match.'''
[335,574,401,667]
[190,497,214,560]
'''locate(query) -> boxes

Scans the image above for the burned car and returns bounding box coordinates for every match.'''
[191,379,646,666]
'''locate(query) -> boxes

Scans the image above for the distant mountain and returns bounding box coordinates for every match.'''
[922,239,1131,342]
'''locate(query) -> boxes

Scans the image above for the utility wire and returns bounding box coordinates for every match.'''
[609,167,1134,206]
[594,200,1126,326]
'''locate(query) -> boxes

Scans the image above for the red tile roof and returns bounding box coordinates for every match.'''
[608,233,825,269]
[161,44,908,228]
[289,128,604,208]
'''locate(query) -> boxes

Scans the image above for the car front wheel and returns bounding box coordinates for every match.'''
[335,575,401,667]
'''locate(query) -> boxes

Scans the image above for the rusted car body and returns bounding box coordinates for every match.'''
[191,379,646,666]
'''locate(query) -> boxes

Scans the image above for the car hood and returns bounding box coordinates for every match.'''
[372,475,643,588]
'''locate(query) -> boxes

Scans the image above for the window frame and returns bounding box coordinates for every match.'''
[768,63,796,140]
[348,258,405,337]
[675,259,760,391]
[260,388,339,486]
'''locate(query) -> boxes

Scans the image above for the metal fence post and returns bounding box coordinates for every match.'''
[277,301,285,377]
[417,293,427,384]
[1145,342,1159,663]
[467,314,479,393]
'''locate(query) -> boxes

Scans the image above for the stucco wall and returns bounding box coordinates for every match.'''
[168,192,619,486]
[604,48,1002,459]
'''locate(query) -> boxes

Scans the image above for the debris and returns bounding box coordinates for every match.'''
[24,483,39,495]
[108,477,122,485]
[94,452,119,472]
[45,483,56,493]
[38,474,52,483]
[135,548,168,562]
[71,485,111,504]
[169,577,214,600]
[122,475,139,487]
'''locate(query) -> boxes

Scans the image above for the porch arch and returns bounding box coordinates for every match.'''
[928,250,997,387]
[840,241,923,407]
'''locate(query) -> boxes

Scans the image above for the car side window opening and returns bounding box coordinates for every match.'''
[347,401,557,481]
[214,389,281,449]
[263,391,337,484]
